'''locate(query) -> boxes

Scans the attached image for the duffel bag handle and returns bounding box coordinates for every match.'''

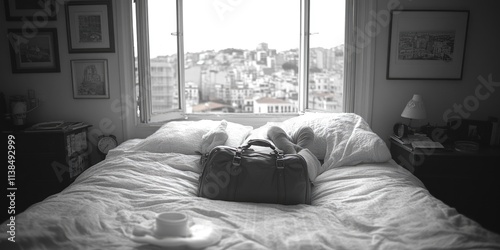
[231,139,282,167]
[243,139,276,149]
[241,139,282,155]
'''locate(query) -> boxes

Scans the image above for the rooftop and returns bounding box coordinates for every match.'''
[254,97,290,104]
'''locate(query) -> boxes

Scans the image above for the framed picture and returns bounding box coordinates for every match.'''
[71,59,110,99]
[387,10,469,80]
[7,28,60,73]
[449,119,494,146]
[4,0,57,21]
[65,1,115,53]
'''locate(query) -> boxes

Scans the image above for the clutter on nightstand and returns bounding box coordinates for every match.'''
[390,133,443,150]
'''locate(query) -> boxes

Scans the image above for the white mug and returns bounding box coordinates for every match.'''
[155,212,190,238]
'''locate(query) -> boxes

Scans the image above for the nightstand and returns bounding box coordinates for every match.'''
[390,138,500,234]
[2,123,92,221]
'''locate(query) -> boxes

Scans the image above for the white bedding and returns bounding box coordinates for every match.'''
[2,139,500,249]
[2,113,500,249]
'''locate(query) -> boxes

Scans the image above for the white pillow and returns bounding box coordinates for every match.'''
[225,121,254,147]
[200,120,228,154]
[132,120,253,155]
[280,113,391,169]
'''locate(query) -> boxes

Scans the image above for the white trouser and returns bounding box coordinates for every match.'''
[297,148,321,182]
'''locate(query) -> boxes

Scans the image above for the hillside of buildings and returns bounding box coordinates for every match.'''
[143,42,344,114]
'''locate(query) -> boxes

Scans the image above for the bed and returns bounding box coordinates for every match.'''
[2,113,500,250]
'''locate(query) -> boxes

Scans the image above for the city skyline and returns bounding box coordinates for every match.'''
[141,41,344,117]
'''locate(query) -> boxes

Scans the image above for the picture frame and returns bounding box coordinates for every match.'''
[449,119,493,146]
[387,10,469,80]
[4,0,57,21]
[7,28,60,73]
[65,1,115,53]
[71,59,110,99]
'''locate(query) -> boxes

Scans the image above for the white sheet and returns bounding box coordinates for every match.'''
[2,144,500,250]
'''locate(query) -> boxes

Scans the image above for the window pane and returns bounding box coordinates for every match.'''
[132,3,139,119]
[183,0,300,113]
[308,0,345,112]
[142,0,179,118]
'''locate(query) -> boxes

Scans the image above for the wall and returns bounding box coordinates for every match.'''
[370,0,500,143]
[0,0,125,163]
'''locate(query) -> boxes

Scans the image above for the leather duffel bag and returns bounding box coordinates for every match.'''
[198,139,311,205]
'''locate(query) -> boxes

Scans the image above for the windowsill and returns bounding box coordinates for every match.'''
[126,113,303,139]
[146,113,302,127]
[146,109,345,127]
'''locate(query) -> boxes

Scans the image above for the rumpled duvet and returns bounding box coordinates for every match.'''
[1,138,500,250]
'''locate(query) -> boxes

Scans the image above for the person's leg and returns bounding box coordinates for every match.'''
[267,126,316,154]
[292,126,315,152]
[267,125,319,179]
[267,126,296,154]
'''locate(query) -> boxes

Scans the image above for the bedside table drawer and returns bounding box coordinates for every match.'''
[15,133,65,154]
[413,157,476,177]
[17,156,73,183]
[413,154,500,178]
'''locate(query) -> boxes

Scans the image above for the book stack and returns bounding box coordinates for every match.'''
[391,133,444,150]
[390,135,409,145]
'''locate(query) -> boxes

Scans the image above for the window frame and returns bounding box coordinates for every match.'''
[115,0,376,139]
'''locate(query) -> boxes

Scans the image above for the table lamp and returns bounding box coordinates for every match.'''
[401,94,426,128]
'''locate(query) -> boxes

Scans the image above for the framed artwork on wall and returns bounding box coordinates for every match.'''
[65,1,115,53]
[387,10,469,80]
[4,0,57,21]
[7,28,60,73]
[71,59,110,99]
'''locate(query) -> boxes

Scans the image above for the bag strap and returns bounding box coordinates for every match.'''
[233,139,279,167]
[276,156,286,204]
[241,139,282,154]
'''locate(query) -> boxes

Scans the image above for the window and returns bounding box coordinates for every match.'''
[134,0,349,123]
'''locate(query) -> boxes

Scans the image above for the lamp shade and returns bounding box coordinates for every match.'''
[401,94,426,120]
